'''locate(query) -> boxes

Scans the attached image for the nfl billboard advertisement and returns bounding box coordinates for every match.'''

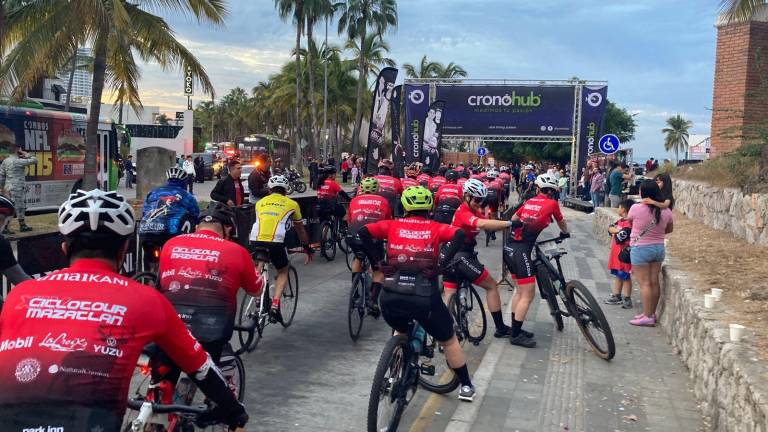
[435,85,576,136]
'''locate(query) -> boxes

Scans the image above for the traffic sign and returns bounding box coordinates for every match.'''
[598,134,620,154]
[477,147,488,157]
[184,66,194,96]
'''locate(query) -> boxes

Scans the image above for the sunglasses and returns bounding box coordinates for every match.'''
[471,197,487,206]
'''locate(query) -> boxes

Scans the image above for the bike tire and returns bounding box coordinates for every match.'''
[132,271,158,288]
[280,266,299,327]
[344,246,354,271]
[294,181,307,193]
[565,280,616,360]
[233,355,246,402]
[536,264,564,331]
[447,293,465,346]
[348,273,366,341]
[286,183,294,195]
[418,334,460,394]
[367,334,409,432]
[464,285,488,344]
[237,293,263,351]
[320,221,336,261]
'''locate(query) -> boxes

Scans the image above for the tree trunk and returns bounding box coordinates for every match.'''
[84,35,107,190]
[64,50,77,112]
[293,9,304,172]
[351,24,368,155]
[306,19,319,159]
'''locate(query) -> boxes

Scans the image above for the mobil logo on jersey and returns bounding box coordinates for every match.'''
[0,336,34,352]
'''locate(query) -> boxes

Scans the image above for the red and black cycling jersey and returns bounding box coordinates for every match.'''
[434,183,462,209]
[457,177,468,189]
[430,176,446,192]
[416,173,431,188]
[451,202,485,249]
[348,193,392,235]
[158,230,263,342]
[317,178,343,201]
[366,216,458,273]
[0,259,208,425]
[499,172,511,183]
[485,179,503,203]
[470,173,484,180]
[401,177,419,189]
[512,194,564,242]
[373,175,404,201]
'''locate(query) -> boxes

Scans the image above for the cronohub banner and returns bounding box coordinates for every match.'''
[420,100,446,173]
[391,85,405,178]
[365,67,398,175]
[576,85,608,181]
[435,85,576,136]
[404,84,430,166]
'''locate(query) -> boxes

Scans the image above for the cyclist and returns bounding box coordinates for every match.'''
[401,163,421,189]
[373,159,403,216]
[498,166,512,210]
[158,202,264,364]
[416,166,432,188]
[250,175,314,322]
[430,166,447,193]
[138,167,200,268]
[358,186,477,401]
[445,179,518,338]
[0,189,247,430]
[504,174,570,348]
[0,196,31,292]
[432,169,462,224]
[346,177,391,314]
[317,166,352,220]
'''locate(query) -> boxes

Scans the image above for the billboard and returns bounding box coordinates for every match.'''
[435,85,576,136]
[421,100,446,172]
[364,67,398,174]
[404,84,430,166]
[576,85,608,178]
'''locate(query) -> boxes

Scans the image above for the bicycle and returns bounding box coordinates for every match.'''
[533,235,616,360]
[122,323,254,431]
[235,247,300,352]
[319,208,350,261]
[447,274,488,347]
[367,321,459,432]
[347,253,381,341]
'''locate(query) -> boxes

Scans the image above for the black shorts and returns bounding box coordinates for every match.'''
[251,241,289,270]
[317,200,345,219]
[380,290,454,342]
[347,234,384,262]
[432,205,458,224]
[443,250,489,289]
[503,241,535,284]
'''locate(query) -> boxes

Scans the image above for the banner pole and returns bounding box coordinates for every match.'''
[570,85,582,198]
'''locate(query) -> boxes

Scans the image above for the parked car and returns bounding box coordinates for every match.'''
[191,152,216,180]
[240,164,256,198]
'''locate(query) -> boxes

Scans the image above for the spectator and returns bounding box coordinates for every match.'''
[194,155,205,183]
[608,163,631,208]
[605,199,635,309]
[327,155,336,169]
[628,180,673,327]
[589,168,605,211]
[341,157,350,183]
[182,155,196,193]
[0,143,37,233]
[557,171,568,202]
[247,159,271,204]
[580,166,592,201]
[651,158,659,171]
[644,173,675,210]
[122,155,135,189]
[309,158,319,189]
[211,159,245,207]
[351,160,360,185]
[645,158,654,173]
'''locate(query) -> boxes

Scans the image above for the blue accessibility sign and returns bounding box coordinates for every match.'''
[477,147,488,157]
[598,134,620,155]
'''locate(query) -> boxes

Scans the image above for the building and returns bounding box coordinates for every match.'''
[686,134,711,161]
[57,47,93,104]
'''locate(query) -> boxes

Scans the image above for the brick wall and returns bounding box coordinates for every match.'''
[710,19,768,156]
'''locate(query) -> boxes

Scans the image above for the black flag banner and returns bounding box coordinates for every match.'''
[364,67,398,175]
[391,85,405,178]
[420,100,446,173]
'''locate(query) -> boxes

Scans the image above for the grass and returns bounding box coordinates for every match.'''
[662,141,766,193]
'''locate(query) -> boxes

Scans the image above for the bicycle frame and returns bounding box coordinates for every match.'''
[533,238,572,318]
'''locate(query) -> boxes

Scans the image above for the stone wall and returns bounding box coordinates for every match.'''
[592,207,768,431]
[673,179,768,245]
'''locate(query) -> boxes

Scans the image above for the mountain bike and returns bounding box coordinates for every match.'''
[319,211,350,261]
[367,321,459,432]
[347,253,381,341]
[533,234,616,360]
[236,247,300,351]
[447,275,487,346]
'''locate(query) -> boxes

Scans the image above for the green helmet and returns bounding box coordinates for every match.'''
[360,177,379,194]
[401,186,433,212]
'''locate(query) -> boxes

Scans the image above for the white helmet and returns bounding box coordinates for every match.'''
[166,167,188,180]
[462,178,488,198]
[535,174,559,191]
[58,189,135,237]
[525,164,534,170]
[486,169,498,179]
[268,175,289,190]
[499,166,509,172]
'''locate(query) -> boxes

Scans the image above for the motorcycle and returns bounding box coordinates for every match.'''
[284,168,307,195]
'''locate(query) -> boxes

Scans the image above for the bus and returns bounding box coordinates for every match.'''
[0,105,118,212]
[235,134,291,169]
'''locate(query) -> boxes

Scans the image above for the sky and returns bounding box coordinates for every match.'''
[130,0,719,160]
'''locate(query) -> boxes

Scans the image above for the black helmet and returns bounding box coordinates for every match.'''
[199,201,235,227]
[445,170,459,182]
[325,166,337,174]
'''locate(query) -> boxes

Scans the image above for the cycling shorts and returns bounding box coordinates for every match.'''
[432,205,458,224]
[443,250,490,289]
[380,290,454,342]
[251,241,289,270]
[347,234,384,262]
[317,200,345,219]
[503,241,535,285]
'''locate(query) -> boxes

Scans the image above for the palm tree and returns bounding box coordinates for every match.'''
[304,0,337,157]
[275,0,306,170]
[435,62,467,79]
[337,0,398,154]
[403,55,440,78]
[1,1,224,189]
[344,34,396,81]
[719,0,767,23]
[662,115,693,164]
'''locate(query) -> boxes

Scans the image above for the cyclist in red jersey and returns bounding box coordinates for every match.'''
[445,179,517,338]
[317,166,352,219]
[430,166,447,193]
[433,169,462,224]
[158,202,264,362]
[0,190,247,431]
[358,186,477,401]
[416,166,432,188]
[504,174,570,348]
[346,177,392,313]
[373,159,403,216]
[401,163,420,189]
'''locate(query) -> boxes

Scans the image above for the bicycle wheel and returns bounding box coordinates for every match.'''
[280,265,299,327]
[218,353,246,402]
[464,286,488,344]
[237,293,263,350]
[320,221,336,261]
[565,280,616,360]
[132,271,158,287]
[348,273,366,341]
[418,334,460,394]
[344,246,354,271]
[536,264,564,331]
[338,222,350,254]
[447,293,465,346]
[294,181,307,193]
[367,334,410,432]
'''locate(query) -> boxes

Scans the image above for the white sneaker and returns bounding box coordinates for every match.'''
[458,385,476,402]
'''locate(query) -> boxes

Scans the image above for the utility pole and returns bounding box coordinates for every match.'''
[323,16,329,160]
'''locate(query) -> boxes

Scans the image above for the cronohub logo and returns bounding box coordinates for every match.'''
[409,89,425,105]
[467,91,541,107]
[585,92,603,107]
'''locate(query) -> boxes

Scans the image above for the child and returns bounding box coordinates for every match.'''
[605,199,634,309]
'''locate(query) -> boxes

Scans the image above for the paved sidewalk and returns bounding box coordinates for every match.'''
[427,210,706,432]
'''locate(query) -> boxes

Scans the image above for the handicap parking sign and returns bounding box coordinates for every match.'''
[598,134,620,154]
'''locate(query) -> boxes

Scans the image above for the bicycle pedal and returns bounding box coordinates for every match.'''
[420,364,436,376]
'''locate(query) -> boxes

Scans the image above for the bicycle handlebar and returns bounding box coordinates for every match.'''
[535,233,570,246]
[127,398,209,414]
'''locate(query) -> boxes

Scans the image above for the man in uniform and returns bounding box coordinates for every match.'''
[0,142,37,233]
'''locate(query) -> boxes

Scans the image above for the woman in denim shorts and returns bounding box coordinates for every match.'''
[626,180,673,326]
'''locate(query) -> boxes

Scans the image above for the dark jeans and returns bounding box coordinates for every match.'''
[187,174,195,193]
